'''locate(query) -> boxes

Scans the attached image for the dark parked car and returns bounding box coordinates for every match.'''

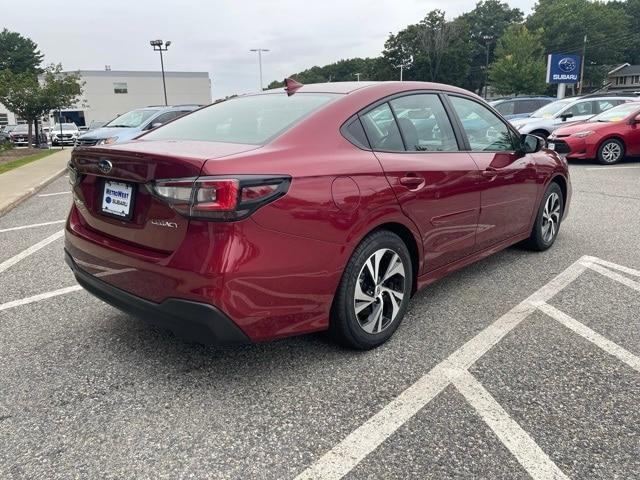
[66,80,570,349]
[490,96,555,120]
[9,124,30,146]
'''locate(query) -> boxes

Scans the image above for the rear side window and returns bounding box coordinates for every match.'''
[515,99,540,114]
[389,94,458,151]
[494,101,515,116]
[360,103,404,152]
[144,93,338,145]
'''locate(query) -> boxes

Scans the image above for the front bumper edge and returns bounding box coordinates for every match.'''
[65,250,251,345]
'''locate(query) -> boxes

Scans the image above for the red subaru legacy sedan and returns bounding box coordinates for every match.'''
[548,101,640,164]
[65,80,570,349]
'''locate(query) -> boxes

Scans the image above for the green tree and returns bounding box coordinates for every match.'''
[527,0,632,87]
[0,64,83,145]
[462,0,524,94]
[0,29,44,74]
[489,25,547,95]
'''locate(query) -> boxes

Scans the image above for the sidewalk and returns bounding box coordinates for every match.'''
[0,148,71,215]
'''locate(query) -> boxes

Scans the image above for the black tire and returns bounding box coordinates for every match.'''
[330,230,413,349]
[525,182,564,251]
[530,130,549,139]
[597,138,625,165]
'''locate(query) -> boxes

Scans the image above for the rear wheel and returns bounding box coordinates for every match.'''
[525,182,563,251]
[331,231,413,349]
[597,138,624,164]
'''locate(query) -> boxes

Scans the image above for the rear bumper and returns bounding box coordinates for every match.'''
[65,250,251,345]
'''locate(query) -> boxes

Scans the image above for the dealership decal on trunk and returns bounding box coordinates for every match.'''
[150,219,178,228]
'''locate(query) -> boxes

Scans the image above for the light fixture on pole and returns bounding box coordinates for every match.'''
[354,72,362,82]
[250,48,270,91]
[394,55,413,81]
[150,39,171,105]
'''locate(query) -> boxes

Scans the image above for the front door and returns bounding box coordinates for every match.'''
[359,94,480,273]
[446,95,539,250]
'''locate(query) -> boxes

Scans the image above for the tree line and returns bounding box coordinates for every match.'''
[0,29,83,146]
[268,0,640,96]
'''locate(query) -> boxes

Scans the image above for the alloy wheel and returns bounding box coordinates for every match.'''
[541,192,561,243]
[601,142,622,163]
[353,248,406,334]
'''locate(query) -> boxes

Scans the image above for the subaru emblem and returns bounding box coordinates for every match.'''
[98,159,112,174]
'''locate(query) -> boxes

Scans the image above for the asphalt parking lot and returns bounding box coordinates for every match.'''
[1,161,639,479]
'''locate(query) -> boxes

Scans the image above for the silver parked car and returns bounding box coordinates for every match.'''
[510,96,639,138]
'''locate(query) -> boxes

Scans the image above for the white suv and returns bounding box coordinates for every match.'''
[510,96,638,138]
[51,123,80,146]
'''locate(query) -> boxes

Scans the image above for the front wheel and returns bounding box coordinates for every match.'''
[525,182,563,251]
[331,231,413,349]
[597,138,625,164]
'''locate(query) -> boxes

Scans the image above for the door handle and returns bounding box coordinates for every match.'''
[399,174,425,190]
[482,167,498,179]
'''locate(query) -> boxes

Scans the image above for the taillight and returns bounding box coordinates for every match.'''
[148,175,290,221]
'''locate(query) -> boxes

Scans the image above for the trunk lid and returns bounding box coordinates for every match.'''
[71,140,258,252]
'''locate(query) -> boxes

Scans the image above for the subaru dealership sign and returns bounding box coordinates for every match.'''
[546,54,582,84]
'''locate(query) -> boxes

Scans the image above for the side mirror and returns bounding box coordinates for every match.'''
[560,113,573,122]
[631,113,640,125]
[522,134,545,154]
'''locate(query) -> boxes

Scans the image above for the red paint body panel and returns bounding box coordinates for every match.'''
[65,81,571,343]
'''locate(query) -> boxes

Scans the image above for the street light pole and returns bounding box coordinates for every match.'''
[150,39,171,105]
[482,35,493,99]
[250,48,270,91]
[579,35,587,95]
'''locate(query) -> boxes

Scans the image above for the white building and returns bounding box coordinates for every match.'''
[0,69,212,127]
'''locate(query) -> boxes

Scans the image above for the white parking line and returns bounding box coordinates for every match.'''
[0,268,134,312]
[0,230,63,274]
[0,285,82,312]
[37,191,70,197]
[452,369,569,480]
[585,166,640,171]
[0,220,65,233]
[587,262,640,293]
[587,256,640,277]
[295,258,588,480]
[538,303,640,373]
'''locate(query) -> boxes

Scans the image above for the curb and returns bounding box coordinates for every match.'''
[0,167,67,217]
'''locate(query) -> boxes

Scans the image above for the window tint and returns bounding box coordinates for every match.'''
[516,99,540,114]
[565,101,594,116]
[145,93,338,145]
[360,103,404,152]
[149,111,181,127]
[494,101,514,116]
[389,94,458,151]
[448,96,516,152]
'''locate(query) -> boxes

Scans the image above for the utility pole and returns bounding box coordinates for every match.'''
[354,73,362,82]
[579,35,587,95]
[250,48,270,91]
[483,36,493,99]
[150,40,171,105]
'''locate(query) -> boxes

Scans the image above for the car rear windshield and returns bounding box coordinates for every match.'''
[143,93,339,145]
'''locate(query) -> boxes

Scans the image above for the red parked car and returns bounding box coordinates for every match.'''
[548,102,640,164]
[65,80,570,349]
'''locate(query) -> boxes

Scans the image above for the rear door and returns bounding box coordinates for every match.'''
[446,94,538,249]
[360,93,480,272]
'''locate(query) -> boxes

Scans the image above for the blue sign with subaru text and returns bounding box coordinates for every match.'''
[546,54,582,84]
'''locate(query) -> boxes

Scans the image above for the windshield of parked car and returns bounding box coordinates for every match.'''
[590,102,640,122]
[13,124,28,132]
[143,93,339,145]
[57,124,77,131]
[530,99,572,118]
[106,109,158,128]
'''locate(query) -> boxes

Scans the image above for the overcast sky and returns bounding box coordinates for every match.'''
[4,0,536,99]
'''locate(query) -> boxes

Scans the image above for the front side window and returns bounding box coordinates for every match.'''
[144,93,337,145]
[448,96,515,152]
[564,101,594,117]
[360,103,404,152]
[390,94,458,151]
